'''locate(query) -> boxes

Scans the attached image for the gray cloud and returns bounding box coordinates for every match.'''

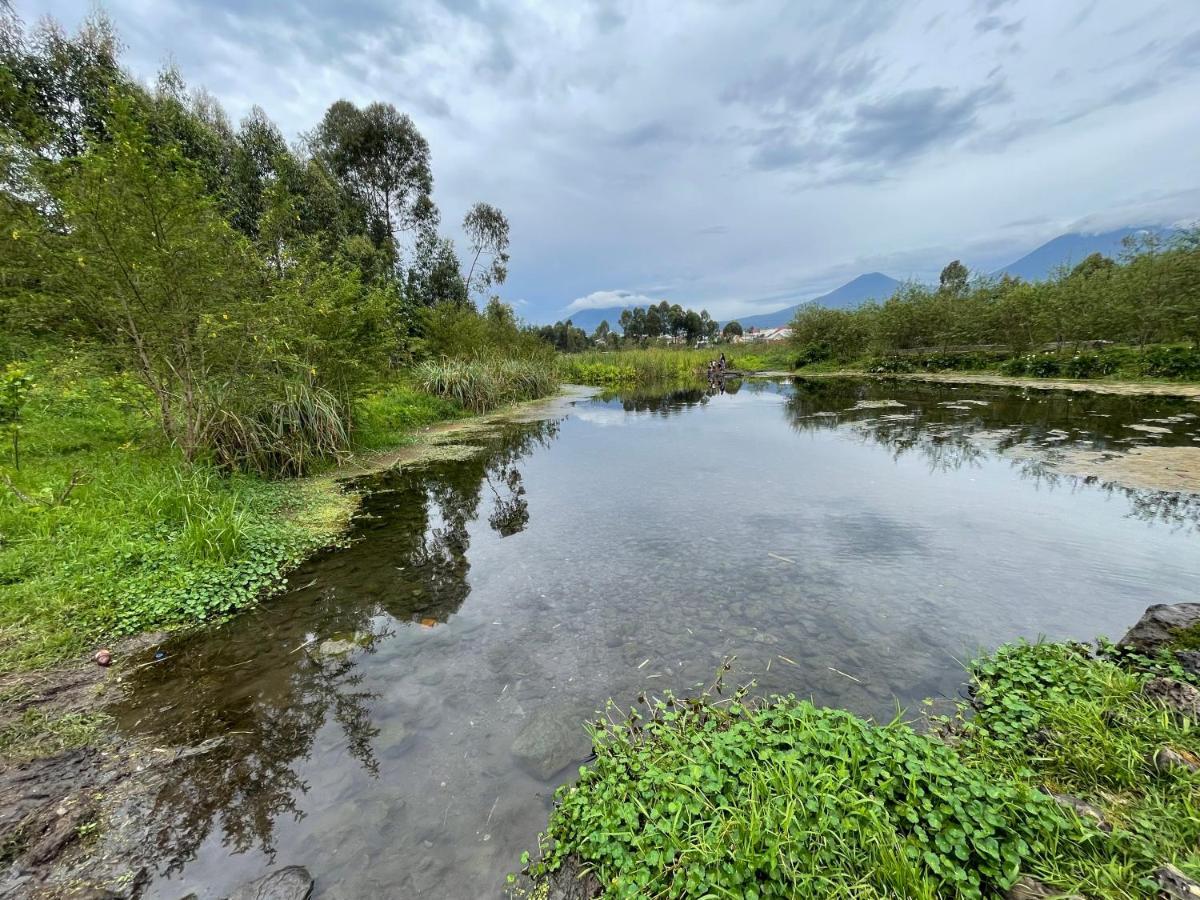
[16,0,1200,323]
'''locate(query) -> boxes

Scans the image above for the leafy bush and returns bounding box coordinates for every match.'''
[529,677,1083,898]
[1061,353,1119,379]
[526,642,1200,898]
[1139,346,1200,380]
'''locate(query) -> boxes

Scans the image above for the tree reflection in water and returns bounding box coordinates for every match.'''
[109,419,560,876]
[783,378,1200,531]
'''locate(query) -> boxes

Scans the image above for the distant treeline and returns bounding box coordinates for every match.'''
[536,301,738,352]
[790,237,1200,366]
[0,11,525,474]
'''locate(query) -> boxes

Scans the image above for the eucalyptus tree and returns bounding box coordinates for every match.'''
[310,100,435,275]
[462,201,510,301]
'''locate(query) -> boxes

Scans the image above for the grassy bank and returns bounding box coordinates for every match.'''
[558,347,796,386]
[0,348,542,672]
[524,641,1200,898]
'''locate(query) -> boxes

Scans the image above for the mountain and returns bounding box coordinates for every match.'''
[732,272,903,330]
[991,226,1172,282]
[554,305,631,334]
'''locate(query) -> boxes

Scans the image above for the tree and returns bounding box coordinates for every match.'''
[310,100,435,274]
[407,227,468,308]
[939,260,970,296]
[722,320,743,339]
[462,202,510,302]
[592,319,611,346]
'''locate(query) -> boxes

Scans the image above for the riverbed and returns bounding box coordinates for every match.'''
[107,377,1200,898]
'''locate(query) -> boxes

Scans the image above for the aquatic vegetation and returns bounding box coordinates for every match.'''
[525,643,1200,898]
[415,357,558,413]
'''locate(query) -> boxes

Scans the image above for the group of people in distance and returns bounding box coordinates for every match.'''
[706,352,729,392]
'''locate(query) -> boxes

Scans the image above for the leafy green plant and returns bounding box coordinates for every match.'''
[0,364,34,469]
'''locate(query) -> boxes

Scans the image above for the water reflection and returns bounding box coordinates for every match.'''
[112,420,559,879]
[784,378,1200,530]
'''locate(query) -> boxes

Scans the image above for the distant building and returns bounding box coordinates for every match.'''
[736,326,792,343]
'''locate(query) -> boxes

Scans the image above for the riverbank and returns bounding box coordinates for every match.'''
[0,351,576,677]
[520,605,1200,899]
[793,369,1200,400]
[0,383,588,896]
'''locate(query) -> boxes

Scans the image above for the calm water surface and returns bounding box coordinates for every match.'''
[111,378,1200,898]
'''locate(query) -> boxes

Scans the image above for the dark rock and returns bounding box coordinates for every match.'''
[227,866,314,900]
[1154,746,1200,774]
[1041,791,1111,832]
[26,799,96,864]
[1154,863,1200,898]
[538,855,603,900]
[1119,604,1200,653]
[1143,677,1200,720]
[1175,651,1200,678]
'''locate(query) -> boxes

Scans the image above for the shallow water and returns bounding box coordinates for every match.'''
[110,378,1200,899]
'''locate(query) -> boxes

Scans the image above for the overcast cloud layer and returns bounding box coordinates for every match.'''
[20,0,1200,323]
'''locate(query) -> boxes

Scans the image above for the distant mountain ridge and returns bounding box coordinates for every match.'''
[733,273,903,330]
[990,226,1173,282]
[551,225,1178,332]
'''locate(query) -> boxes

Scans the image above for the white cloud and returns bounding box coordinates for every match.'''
[564,289,662,314]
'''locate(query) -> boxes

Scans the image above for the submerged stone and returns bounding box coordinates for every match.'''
[511,707,593,780]
[227,865,314,900]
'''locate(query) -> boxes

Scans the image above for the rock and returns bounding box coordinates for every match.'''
[1042,791,1111,832]
[536,855,603,900]
[1119,604,1200,654]
[1175,651,1200,678]
[227,866,314,900]
[1143,677,1200,720]
[1154,864,1200,898]
[1153,746,1200,774]
[511,707,593,780]
[314,638,358,658]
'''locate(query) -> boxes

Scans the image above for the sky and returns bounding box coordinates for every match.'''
[17,0,1200,324]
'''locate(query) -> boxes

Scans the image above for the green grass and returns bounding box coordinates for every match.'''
[525,643,1200,898]
[353,380,464,450]
[0,348,464,672]
[559,347,794,386]
[415,356,559,412]
[0,707,112,763]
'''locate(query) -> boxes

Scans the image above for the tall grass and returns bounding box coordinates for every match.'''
[416,357,558,413]
[0,352,356,670]
[558,347,792,385]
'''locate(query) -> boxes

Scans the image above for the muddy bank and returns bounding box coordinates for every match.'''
[794,370,1200,400]
[334,386,597,479]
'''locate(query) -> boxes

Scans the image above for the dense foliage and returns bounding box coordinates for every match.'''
[527,642,1200,898]
[0,11,530,476]
[791,245,1200,368]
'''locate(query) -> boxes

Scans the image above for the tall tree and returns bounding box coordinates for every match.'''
[939,260,970,296]
[310,100,435,274]
[462,201,510,302]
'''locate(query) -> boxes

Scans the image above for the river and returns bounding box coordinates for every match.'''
[108,377,1200,898]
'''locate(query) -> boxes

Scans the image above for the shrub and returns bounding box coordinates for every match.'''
[1138,346,1200,380]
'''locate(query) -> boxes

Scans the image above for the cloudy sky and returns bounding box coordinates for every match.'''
[19,0,1200,323]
